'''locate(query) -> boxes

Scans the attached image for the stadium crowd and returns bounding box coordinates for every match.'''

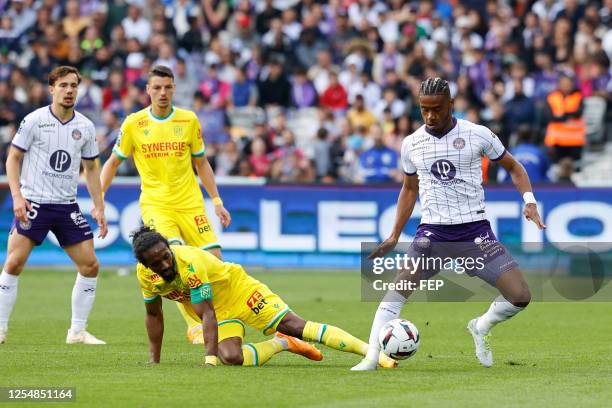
[0,0,610,184]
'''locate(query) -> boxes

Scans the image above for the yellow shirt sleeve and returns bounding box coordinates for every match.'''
[190,115,205,158]
[112,117,135,160]
[137,264,160,303]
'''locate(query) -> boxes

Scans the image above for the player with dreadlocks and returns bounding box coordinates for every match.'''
[351,77,545,371]
[130,226,399,368]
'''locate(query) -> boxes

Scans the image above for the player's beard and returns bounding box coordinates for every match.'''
[59,102,75,109]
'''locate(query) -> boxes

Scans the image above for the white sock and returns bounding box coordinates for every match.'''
[476,295,524,334]
[70,274,98,335]
[365,290,406,361]
[0,270,19,331]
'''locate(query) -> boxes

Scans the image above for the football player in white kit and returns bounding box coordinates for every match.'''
[352,77,546,371]
[0,66,108,344]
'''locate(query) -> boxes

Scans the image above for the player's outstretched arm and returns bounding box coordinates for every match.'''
[369,174,419,259]
[6,146,31,222]
[497,152,546,230]
[145,297,164,364]
[192,299,219,366]
[100,153,122,194]
[193,156,231,228]
[83,158,108,238]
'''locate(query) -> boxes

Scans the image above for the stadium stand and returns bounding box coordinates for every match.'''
[0,0,610,184]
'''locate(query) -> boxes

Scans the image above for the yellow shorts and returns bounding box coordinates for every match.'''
[182,268,291,342]
[141,206,219,249]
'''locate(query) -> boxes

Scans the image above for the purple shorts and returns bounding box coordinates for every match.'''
[406,220,518,287]
[12,201,93,247]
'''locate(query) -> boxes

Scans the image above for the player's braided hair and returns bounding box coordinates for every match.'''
[130,225,169,265]
[419,77,451,97]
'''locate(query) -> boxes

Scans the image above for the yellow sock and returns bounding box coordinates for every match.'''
[302,321,368,356]
[241,338,286,366]
[176,302,201,330]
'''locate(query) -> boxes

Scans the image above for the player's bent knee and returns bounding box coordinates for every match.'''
[3,256,26,275]
[218,348,244,365]
[79,259,99,277]
[508,289,531,308]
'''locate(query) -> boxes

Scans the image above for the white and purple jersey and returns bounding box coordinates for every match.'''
[401,118,506,225]
[12,106,99,204]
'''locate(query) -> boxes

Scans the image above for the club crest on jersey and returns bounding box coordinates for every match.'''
[431,159,456,181]
[19,220,32,230]
[71,129,82,140]
[173,127,183,137]
[453,137,465,150]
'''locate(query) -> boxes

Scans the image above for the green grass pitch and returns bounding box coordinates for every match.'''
[1,269,611,407]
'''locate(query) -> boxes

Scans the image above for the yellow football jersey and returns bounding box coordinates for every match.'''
[137,245,242,306]
[113,106,205,210]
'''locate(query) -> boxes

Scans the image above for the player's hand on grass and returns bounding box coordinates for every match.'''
[368,237,399,259]
[523,203,546,230]
[91,206,108,238]
[13,195,32,222]
[215,205,231,228]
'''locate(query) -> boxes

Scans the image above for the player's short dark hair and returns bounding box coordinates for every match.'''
[48,66,82,86]
[130,225,169,265]
[148,65,174,82]
[419,77,450,98]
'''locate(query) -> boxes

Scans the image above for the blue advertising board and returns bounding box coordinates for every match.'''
[0,182,610,268]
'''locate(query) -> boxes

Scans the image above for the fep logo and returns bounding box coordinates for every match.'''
[49,150,72,172]
[430,159,456,181]
[194,215,208,226]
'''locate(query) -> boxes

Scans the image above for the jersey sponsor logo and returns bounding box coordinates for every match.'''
[453,137,465,150]
[194,215,210,233]
[71,129,82,140]
[140,141,187,159]
[137,119,149,128]
[70,211,88,228]
[431,159,456,181]
[38,123,55,128]
[165,289,188,302]
[150,274,162,283]
[49,150,72,172]
[187,275,203,288]
[247,290,267,315]
[171,119,190,123]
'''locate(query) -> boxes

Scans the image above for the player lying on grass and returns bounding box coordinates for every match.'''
[131,226,398,367]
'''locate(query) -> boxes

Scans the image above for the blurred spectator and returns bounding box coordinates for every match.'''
[504,79,536,136]
[215,140,240,176]
[6,0,36,38]
[248,137,271,177]
[359,124,399,183]
[347,94,377,131]
[194,91,230,146]
[554,157,576,185]
[122,5,151,45]
[63,0,90,39]
[544,74,586,163]
[231,66,258,108]
[498,127,549,184]
[258,59,291,108]
[312,127,332,179]
[291,67,317,108]
[174,58,197,108]
[319,70,348,112]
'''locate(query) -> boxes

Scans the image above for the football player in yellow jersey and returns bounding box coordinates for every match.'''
[131,226,398,368]
[100,66,231,344]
